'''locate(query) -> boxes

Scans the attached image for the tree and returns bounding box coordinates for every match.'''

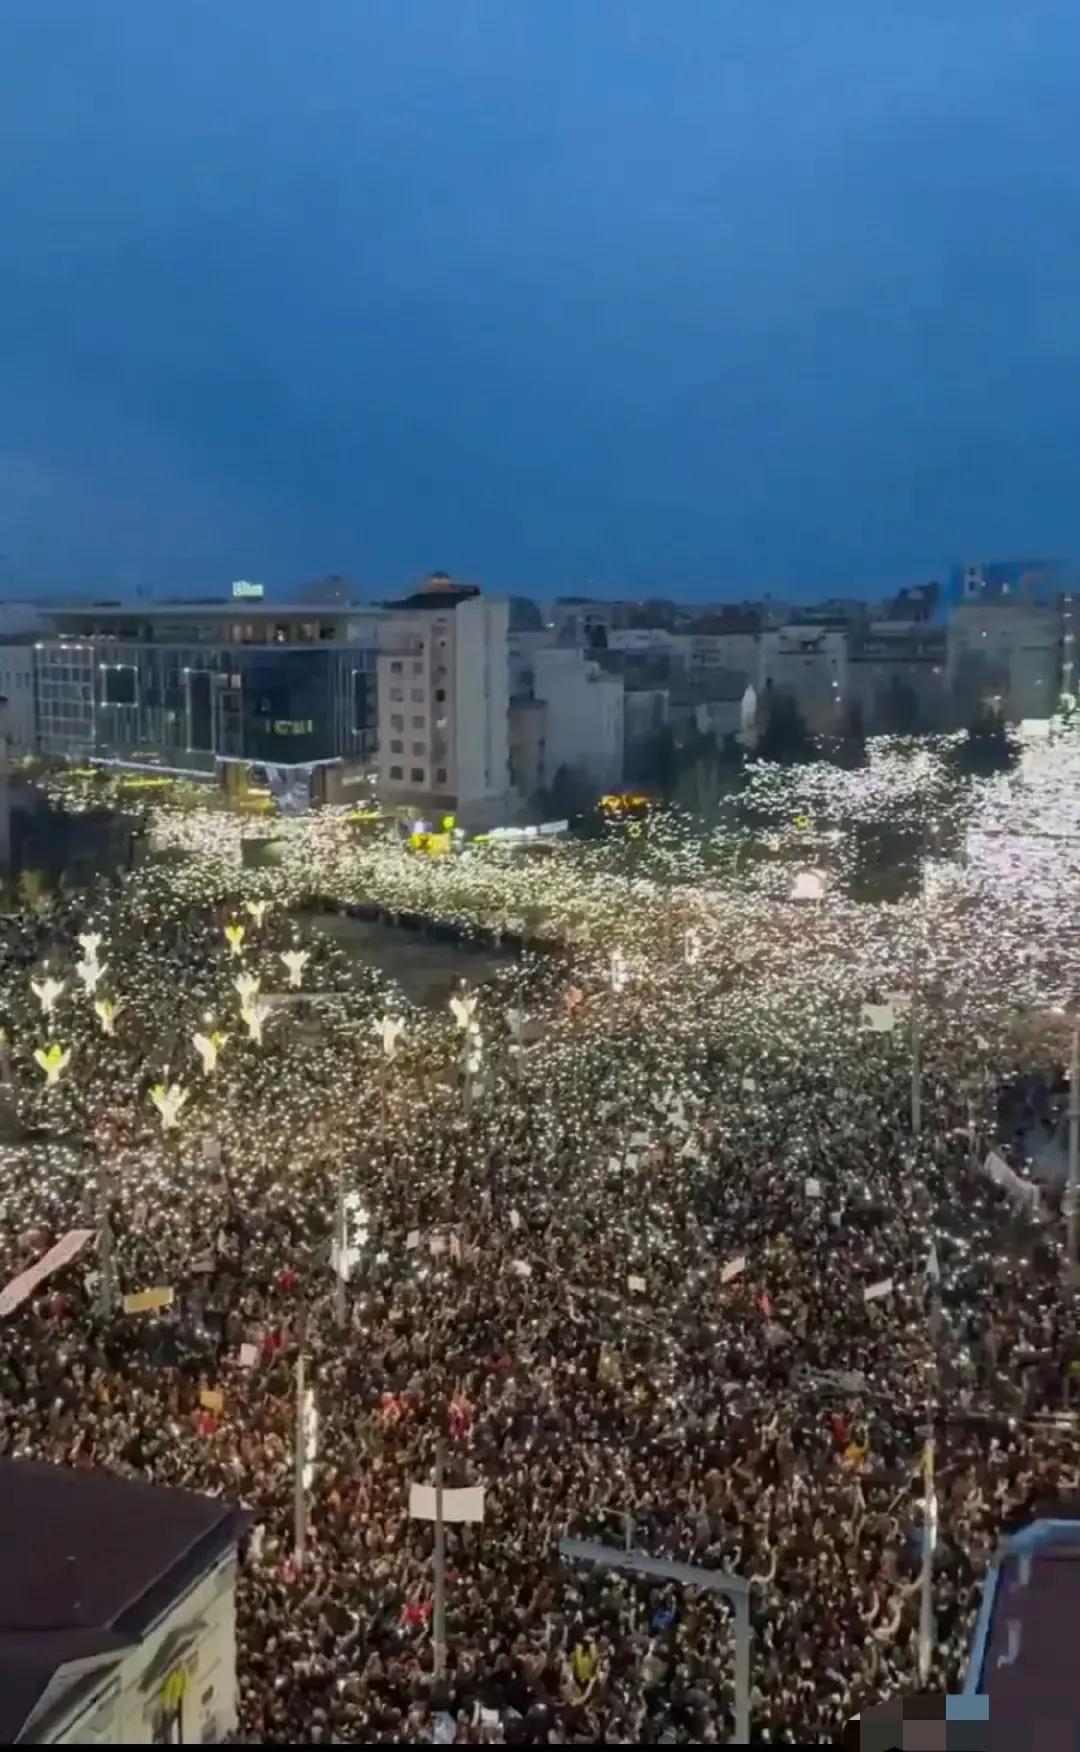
[17,868,51,916]
[951,701,1019,776]
[758,691,815,763]
[882,676,920,734]
[544,763,597,823]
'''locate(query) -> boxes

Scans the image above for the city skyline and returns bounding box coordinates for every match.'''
[4,1,1080,598]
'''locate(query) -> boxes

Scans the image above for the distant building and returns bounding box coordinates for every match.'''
[508,695,548,806]
[0,639,37,756]
[947,599,1061,721]
[375,574,511,826]
[680,611,760,685]
[952,559,1066,605]
[0,1458,247,1745]
[623,686,671,784]
[758,625,847,733]
[33,601,382,806]
[667,673,753,746]
[508,627,555,697]
[848,621,950,732]
[882,582,941,622]
[532,646,625,793]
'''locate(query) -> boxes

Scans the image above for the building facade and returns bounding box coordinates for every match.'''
[0,639,37,756]
[532,646,625,792]
[947,601,1062,722]
[758,625,847,733]
[375,576,511,826]
[847,622,950,732]
[33,603,381,791]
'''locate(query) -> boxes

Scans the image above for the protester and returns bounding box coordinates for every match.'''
[1,736,1079,1744]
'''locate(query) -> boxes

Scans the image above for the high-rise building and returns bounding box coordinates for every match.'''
[375,575,511,826]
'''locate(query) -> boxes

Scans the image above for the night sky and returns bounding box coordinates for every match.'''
[3,0,1080,600]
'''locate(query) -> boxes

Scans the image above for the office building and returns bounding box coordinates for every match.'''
[33,600,381,805]
[375,574,511,826]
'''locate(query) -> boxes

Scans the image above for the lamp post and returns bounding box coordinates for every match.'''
[1067,1025,1079,1276]
[96,1157,115,1320]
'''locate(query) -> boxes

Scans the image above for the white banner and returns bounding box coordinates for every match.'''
[409,1483,485,1524]
[720,1255,747,1284]
[863,1277,894,1303]
[982,1150,1041,1212]
[860,1003,897,1033]
[0,1228,94,1319]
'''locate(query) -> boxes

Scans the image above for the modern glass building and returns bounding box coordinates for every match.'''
[34,603,381,785]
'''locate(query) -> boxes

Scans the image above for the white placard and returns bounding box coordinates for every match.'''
[629,1131,651,1148]
[406,1229,421,1251]
[741,1076,756,1093]
[0,1229,94,1321]
[429,1235,447,1257]
[805,1177,822,1199]
[628,1275,647,1294]
[239,1342,259,1368]
[511,1260,533,1279]
[409,1483,485,1523]
[863,1277,894,1303]
[509,1209,522,1232]
[720,1255,747,1285]
[860,1003,897,1034]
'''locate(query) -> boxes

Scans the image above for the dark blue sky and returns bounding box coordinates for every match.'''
[3,0,1080,601]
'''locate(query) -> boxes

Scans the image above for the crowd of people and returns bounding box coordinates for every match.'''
[0,769,1078,1743]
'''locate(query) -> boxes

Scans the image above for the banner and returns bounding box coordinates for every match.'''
[0,1229,93,1319]
[982,1150,1041,1213]
[122,1286,174,1315]
[720,1255,747,1284]
[409,1483,485,1524]
[861,1003,897,1034]
[864,1277,894,1303]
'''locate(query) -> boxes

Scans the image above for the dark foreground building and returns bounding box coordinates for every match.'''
[0,1459,247,1744]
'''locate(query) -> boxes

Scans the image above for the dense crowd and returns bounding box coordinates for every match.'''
[0,750,1079,1743]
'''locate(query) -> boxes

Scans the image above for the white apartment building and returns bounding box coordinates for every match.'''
[532,646,625,791]
[758,625,847,733]
[947,600,1061,721]
[376,575,511,826]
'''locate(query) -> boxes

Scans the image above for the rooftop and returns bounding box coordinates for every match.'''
[965,1513,1080,1747]
[0,1459,247,1743]
[44,601,383,621]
